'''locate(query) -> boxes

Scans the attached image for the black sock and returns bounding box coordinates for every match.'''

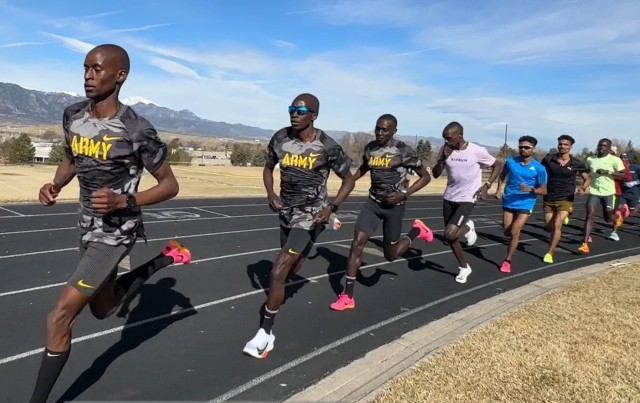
[505,259,511,264]
[116,254,173,300]
[261,307,278,333]
[29,348,70,403]
[406,227,420,241]
[345,276,356,298]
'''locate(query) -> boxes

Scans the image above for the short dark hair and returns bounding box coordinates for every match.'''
[599,138,612,146]
[443,121,463,136]
[378,114,397,127]
[518,135,537,146]
[557,134,575,145]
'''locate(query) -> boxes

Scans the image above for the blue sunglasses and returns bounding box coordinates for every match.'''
[288,106,314,115]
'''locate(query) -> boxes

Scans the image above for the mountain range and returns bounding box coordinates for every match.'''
[0,82,461,149]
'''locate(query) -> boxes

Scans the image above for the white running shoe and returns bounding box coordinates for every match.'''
[242,328,275,359]
[455,265,472,284]
[464,220,477,246]
[608,231,620,242]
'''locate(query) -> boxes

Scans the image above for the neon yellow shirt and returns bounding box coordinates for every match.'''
[587,154,624,196]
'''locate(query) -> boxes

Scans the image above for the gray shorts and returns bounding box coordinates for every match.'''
[67,241,134,297]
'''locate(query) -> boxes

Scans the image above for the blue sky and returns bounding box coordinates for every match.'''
[0,0,638,150]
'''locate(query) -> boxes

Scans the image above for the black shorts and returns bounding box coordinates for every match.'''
[354,198,406,244]
[67,241,134,297]
[443,200,475,227]
[620,188,639,210]
[280,225,324,258]
[502,207,532,215]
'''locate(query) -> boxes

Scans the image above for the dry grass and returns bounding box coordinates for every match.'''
[372,264,640,403]
[0,165,448,203]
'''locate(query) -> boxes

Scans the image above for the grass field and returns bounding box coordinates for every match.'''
[0,164,448,203]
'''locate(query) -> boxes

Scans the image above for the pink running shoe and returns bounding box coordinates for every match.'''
[330,293,355,311]
[163,240,192,264]
[499,260,511,273]
[412,219,434,243]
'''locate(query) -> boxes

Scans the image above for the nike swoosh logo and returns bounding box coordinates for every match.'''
[47,352,60,357]
[102,134,121,141]
[77,279,95,288]
[390,240,399,245]
[309,152,322,157]
[288,248,298,255]
[256,343,269,356]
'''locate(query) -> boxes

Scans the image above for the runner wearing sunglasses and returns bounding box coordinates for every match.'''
[243,93,355,359]
[495,136,547,273]
[329,114,434,311]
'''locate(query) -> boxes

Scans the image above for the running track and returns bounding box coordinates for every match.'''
[1,195,639,402]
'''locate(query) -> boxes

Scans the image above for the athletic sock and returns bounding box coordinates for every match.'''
[261,307,278,333]
[345,276,356,298]
[116,254,173,299]
[505,259,511,264]
[406,227,420,241]
[29,348,70,403]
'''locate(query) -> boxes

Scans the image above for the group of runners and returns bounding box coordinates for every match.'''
[28,44,640,402]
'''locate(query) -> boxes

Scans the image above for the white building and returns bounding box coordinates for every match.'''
[33,142,54,163]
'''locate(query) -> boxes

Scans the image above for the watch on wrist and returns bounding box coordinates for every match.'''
[485,182,492,189]
[329,203,339,213]
[126,194,138,210]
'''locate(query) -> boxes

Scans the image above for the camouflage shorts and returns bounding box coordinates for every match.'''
[279,205,323,230]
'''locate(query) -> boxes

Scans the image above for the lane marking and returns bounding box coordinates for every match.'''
[192,207,231,217]
[0,206,25,216]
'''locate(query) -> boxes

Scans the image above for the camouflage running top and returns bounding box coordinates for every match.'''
[265,127,352,228]
[361,138,421,203]
[63,100,167,245]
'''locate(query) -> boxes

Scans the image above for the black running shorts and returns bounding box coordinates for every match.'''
[280,225,324,258]
[67,241,134,297]
[443,200,475,227]
[354,197,406,244]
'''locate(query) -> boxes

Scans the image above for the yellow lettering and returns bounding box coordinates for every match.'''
[90,139,100,159]
[80,137,89,156]
[385,157,392,168]
[71,135,78,154]
[282,153,290,166]
[291,154,299,166]
[299,156,308,168]
[308,157,317,169]
[101,143,112,160]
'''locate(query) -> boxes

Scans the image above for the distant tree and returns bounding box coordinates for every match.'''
[577,147,594,161]
[499,144,517,159]
[230,143,253,166]
[251,148,267,167]
[9,133,35,163]
[48,143,66,165]
[41,129,58,141]
[0,138,14,160]
[338,131,373,166]
[166,138,192,164]
[415,139,432,162]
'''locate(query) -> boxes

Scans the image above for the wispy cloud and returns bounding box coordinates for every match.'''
[149,56,203,79]
[272,39,296,49]
[42,32,95,53]
[90,23,177,37]
[49,10,125,28]
[285,8,322,15]
[0,41,47,48]
[390,48,438,57]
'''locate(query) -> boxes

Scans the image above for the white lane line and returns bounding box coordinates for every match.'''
[0,247,78,260]
[0,206,25,216]
[0,227,76,236]
[208,245,640,402]
[192,207,230,217]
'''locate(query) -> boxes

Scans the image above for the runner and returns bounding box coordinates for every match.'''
[431,122,503,283]
[611,146,633,227]
[540,135,589,263]
[578,139,626,253]
[329,114,434,311]
[29,44,190,403]
[495,136,547,273]
[243,93,355,358]
[619,152,640,219]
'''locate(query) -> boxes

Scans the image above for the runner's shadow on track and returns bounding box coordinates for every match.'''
[311,246,397,296]
[367,238,452,278]
[478,232,542,262]
[56,278,196,403]
[246,260,309,304]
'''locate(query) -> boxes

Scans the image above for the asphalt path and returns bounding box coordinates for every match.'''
[1,195,639,402]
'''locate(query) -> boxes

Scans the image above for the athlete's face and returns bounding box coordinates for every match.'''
[597,141,610,157]
[518,141,535,158]
[557,139,573,155]
[442,129,463,149]
[289,98,317,131]
[374,118,397,145]
[83,49,126,100]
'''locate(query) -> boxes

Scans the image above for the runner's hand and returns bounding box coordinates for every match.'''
[440,144,453,160]
[519,183,533,193]
[312,206,332,225]
[91,187,125,214]
[267,193,282,211]
[474,184,489,201]
[495,188,503,200]
[384,192,407,205]
[39,182,60,206]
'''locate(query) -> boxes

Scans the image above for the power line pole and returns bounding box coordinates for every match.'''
[503,123,508,160]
